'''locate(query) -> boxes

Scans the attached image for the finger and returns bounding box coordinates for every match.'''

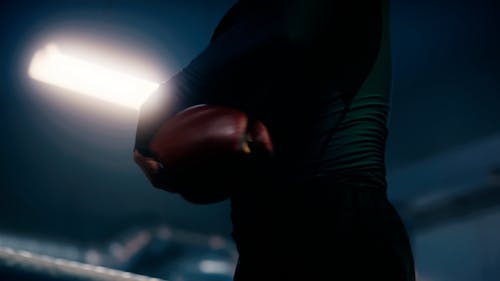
[133,150,162,180]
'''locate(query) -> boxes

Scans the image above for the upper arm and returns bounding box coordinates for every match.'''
[135,0,384,155]
[135,2,292,155]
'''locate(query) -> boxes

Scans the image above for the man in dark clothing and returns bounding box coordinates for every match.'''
[134,0,416,280]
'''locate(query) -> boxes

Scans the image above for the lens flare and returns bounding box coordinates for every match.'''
[28,43,159,110]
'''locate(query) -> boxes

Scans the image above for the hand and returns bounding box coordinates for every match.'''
[133,149,166,189]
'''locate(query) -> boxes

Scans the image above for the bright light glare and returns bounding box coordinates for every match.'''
[199,260,234,275]
[28,43,159,110]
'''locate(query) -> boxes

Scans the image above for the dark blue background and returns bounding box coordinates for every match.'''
[0,0,499,279]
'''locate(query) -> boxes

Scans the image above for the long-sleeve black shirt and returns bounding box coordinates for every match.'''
[135,0,391,188]
[135,2,395,276]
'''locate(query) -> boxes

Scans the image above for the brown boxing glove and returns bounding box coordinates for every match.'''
[147,104,273,204]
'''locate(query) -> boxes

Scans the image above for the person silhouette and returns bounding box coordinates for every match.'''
[134,1,416,280]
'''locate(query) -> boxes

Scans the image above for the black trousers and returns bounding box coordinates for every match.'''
[230,176,416,281]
